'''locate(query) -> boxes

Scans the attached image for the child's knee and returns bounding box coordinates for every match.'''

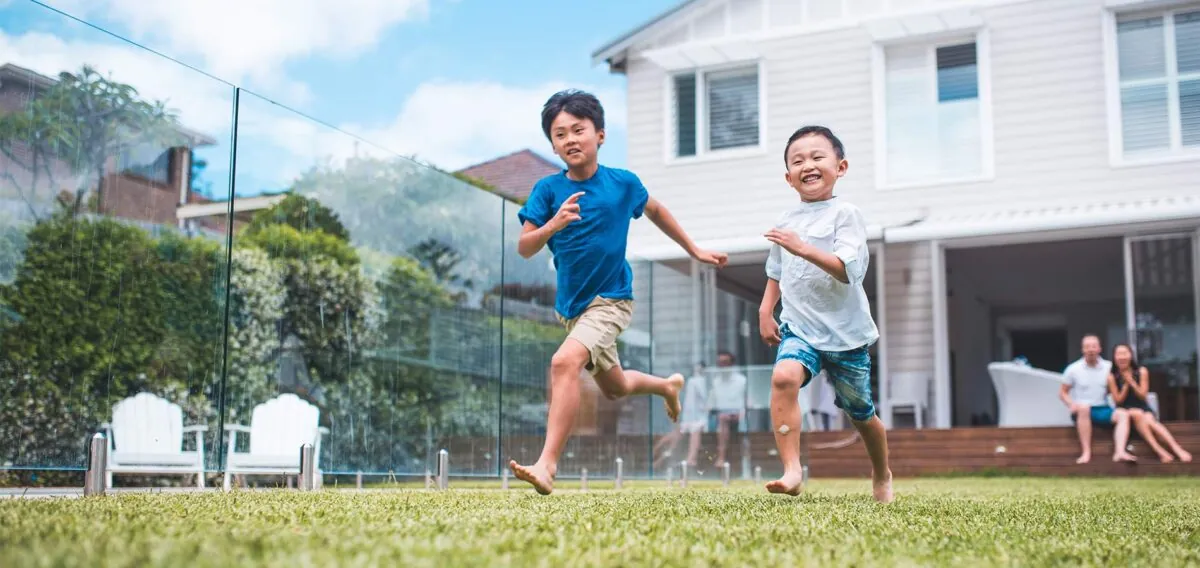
[771,364,806,392]
[550,347,588,376]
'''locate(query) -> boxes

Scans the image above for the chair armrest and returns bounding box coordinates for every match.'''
[182,425,209,433]
[224,424,252,433]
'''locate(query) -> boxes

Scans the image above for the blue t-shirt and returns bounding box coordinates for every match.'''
[517,165,649,320]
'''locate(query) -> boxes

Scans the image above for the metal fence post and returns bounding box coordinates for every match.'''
[298,444,315,491]
[437,449,449,490]
[84,433,107,497]
[615,457,624,490]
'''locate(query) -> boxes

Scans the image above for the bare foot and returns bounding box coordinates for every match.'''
[509,460,555,495]
[1157,451,1176,464]
[1176,449,1192,463]
[873,470,894,504]
[1075,453,1091,464]
[663,373,684,423]
[1113,452,1138,463]
[765,469,804,496]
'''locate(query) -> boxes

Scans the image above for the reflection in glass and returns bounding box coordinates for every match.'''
[0,54,234,482]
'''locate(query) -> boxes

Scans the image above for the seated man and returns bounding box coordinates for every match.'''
[1059,334,1135,464]
[710,351,748,467]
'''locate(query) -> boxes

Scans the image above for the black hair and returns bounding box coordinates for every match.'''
[783,125,845,163]
[541,89,605,141]
[717,351,735,363]
[1109,343,1141,375]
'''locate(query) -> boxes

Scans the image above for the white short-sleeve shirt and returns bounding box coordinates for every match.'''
[765,197,879,352]
[1063,357,1111,407]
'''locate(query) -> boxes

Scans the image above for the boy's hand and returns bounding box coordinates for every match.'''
[549,192,585,231]
[692,248,728,268]
[760,317,781,346]
[764,228,807,257]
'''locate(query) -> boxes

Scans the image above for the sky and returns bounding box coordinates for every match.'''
[0,0,681,196]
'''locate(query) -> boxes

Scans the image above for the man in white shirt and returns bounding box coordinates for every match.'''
[710,351,748,467]
[1060,334,1135,464]
[654,363,709,468]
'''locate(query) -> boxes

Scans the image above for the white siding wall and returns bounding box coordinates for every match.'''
[618,0,1200,423]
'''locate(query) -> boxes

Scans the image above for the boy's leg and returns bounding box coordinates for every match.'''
[824,347,893,503]
[583,298,685,419]
[593,365,685,419]
[508,339,589,495]
[765,360,810,496]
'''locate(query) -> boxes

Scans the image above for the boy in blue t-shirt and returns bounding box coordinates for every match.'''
[510,89,727,494]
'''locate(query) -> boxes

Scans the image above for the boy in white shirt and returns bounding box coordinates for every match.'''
[759,126,893,503]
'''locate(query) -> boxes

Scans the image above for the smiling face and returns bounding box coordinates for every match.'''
[1081,335,1101,364]
[783,133,847,202]
[548,111,603,171]
[1113,344,1133,370]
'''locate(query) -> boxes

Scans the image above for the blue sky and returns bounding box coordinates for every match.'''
[0,0,680,195]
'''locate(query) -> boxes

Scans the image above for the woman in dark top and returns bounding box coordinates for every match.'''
[1107,344,1192,463]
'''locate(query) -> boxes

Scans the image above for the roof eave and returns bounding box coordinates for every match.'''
[590,0,701,70]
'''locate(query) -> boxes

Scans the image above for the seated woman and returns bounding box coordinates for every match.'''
[1107,344,1192,463]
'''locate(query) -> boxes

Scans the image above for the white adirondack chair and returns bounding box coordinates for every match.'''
[102,392,208,489]
[222,393,329,491]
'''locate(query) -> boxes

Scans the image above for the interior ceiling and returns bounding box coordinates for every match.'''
[947,237,1126,307]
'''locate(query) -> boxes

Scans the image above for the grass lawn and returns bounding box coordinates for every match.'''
[2,477,1198,567]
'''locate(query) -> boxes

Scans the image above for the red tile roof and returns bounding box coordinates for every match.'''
[457,149,561,204]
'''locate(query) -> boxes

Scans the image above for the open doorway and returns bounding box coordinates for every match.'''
[1009,328,1069,373]
[946,237,1125,427]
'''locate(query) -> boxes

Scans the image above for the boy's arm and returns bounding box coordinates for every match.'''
[758,278,782,345]
[763,230,849,283]
[517,191,583,258]
[644,197,728,267]
[764,208,868,285]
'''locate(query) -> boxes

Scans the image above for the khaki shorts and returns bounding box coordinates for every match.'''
[558,296,633,376]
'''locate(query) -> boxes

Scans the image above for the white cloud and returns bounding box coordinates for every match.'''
[0,31,234,138]
[0,27,625,195]
[346,80,626,170]
[42,0,430,92]
[230,80,625,190]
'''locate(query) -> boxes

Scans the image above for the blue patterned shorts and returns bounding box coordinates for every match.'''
[775,324,877,422]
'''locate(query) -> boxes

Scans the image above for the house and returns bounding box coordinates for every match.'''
[0,63,218,230]
[457,148,562,204]
[594,0,1200,429]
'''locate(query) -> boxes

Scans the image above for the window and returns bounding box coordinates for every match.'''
[880,38,988,187]
[1114,9,1200,157]
[119,143,172,185]
[671,65,761,159]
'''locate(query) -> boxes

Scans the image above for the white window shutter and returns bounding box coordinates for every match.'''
[706,69,759,151]
[885,44,935,185]
[1117,17,1167,80]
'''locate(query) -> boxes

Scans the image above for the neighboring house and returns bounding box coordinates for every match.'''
[457,148,561,204]
[594,0,1200,429]
[0,63,218,230]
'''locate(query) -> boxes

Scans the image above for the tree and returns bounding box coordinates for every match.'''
[245,193,350,241]
[0,65,182,218]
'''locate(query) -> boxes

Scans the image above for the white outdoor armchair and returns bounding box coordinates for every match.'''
[987,362,1073,427]
[222,393,329,491]
[103,392,207,489]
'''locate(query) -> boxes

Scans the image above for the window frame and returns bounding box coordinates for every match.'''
[871,29,995,191]
[1104,4,1200,168]
[662,59,768,166]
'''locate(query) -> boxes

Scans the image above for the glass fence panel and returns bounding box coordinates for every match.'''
[218,91,504,487]
[0,3,235,485]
